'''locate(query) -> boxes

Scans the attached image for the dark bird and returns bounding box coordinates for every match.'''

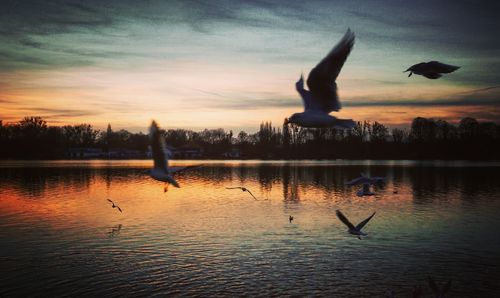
[404,61,460,79]
[226,186,258,200]
[428,277,452,298]
[289,215,294,223]
[149,120,202,191]
[285,29,356,129]
[107,199,122,213]
[336,210,376,240]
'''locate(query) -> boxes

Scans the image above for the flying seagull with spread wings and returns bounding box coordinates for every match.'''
[149,120,201,191]
[404,61,460,79]
[225,186,258,200]
[345,173,386,186]
[285,29,355,129]
[107,199,122,213]
[336,210,376,240]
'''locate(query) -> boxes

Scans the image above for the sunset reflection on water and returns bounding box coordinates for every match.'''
[1,160,500,296]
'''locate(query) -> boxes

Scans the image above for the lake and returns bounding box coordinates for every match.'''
[1,160,500,297]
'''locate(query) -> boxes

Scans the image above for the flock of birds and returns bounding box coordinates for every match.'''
[104,28,457,296]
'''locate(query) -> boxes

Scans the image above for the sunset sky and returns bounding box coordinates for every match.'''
[1,0,499,132]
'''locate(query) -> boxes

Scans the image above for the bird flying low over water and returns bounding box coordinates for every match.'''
[336,210,376,240]
[226,186,258,200]
[285,29,356,129]
[289,215,294,223]
[404,61,460,79]
[149,120,201,191]
[107,199,122,213]
[345,174,386,186]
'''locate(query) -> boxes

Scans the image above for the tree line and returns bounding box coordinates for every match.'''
[0,116,499,160]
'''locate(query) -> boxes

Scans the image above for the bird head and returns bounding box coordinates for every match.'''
[403,66,414,77]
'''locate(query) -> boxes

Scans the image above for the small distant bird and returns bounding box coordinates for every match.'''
[285,29,356,129]
[404,61,460,79]
[428,277,451,298]
[107,199,122,213]
[289,215,294,223]
[357,183,375,197]
[393,189,398,194]
[336,210,376,240]
[226,186,258,200]
[149,120,201,191]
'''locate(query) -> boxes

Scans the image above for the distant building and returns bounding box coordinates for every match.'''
[173,145,204,158]
[66,148,103,158]
[223,148,241,158]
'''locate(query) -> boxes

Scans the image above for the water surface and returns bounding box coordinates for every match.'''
[1,160,500,297]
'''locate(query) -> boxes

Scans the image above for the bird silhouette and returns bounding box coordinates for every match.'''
[107,199,122,213]
[404,61,459,79]
[336,210,376,240]
[285,29,355,129]
[226,186,258,200]
[289,215,294,223]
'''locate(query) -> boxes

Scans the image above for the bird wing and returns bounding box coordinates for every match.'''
[170,164,203,175]
[296,74,321,112]
[427,61,460,73]
[336,210,356,230]
[306,29,355,113]
[345,176,371,186]
[117,206,122,213]
[355,211,376,230]
[245,189,258,200]
[226,187,243,190]
[150,120,168,172]
[107,199,113,204]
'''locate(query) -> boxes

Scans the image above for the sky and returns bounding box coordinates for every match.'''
[1,0,499,132]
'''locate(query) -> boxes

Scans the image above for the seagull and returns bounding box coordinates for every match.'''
[336,209,376,240]
[107,199,122,213]
[428,277,452,298]
[149,120,201,191]
[226,186,258,200]
[284,29,356,129]
[357,183,375,197]
[404,61,460,79]
[289,215,294,223]
[345,173,386,186]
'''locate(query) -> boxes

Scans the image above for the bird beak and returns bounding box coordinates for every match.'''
[284,118,289,125]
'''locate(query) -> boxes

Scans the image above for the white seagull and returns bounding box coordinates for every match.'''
[285,29,356,129]
[336,209,376,240]
[149,120,201,191]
